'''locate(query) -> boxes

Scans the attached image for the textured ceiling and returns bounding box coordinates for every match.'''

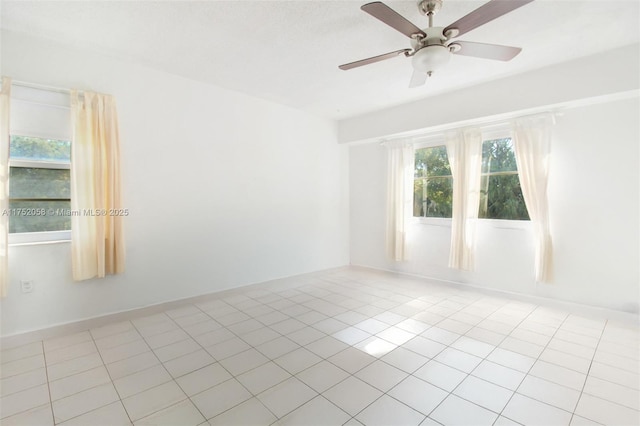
[2,0,639,120]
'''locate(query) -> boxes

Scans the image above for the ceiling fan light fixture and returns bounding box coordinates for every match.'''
[411,45,451,74]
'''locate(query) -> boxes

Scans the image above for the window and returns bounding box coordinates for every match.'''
[413,136,529,221]
[413,145,452,218]
[8,135,71,233]
[479,138,529,220]
[9,84,72,241]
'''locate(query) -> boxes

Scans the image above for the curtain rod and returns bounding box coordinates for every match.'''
[12,80,71,94]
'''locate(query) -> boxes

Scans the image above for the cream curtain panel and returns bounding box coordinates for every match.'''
[0,77,11,297]
[512,114,554,283]
[446,128,483,270]
[386,141,415,261]
[70,90,125,281]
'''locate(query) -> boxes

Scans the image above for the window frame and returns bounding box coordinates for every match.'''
[9,154,71,236]
[411,128,530,228]
[477,129,529,223]
[8,138,72,245]
[8,141,71,245]
[8,85,73,245]
[413,139,453,226]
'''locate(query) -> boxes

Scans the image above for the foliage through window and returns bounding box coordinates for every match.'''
[8,135,71,233]
[414,146,452,218]
[479,138,529,220]
[413,137,529,221]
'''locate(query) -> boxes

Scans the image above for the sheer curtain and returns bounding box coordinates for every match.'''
[512,114,554,282]
[0,77,11,297]
[70,90,125,281]
[446,127,482,270]
[385,141,414,261]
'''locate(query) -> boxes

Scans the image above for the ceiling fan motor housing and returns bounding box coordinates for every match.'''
[411,27,451,74]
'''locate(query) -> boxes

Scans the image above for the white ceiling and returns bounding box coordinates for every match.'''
[2,0,639,120]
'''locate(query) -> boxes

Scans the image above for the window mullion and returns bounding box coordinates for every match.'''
[482,170,519,177]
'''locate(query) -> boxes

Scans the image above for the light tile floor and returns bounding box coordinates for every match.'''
[1,268,639,425]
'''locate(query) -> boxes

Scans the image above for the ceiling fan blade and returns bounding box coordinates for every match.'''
[339,49,411,70]
[451,41,522,61]
[444,0,534,38]
[361,2,426,38]
[409,70,427,88]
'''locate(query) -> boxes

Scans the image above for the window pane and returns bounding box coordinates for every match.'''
[10,167,71,199]
[10,135,71,162]
[427,146,452,177]
[415,148,429,178]
[479,174,529,220]
[481,138,518,173]
[8,200,71,233]
[415,146,451,178]
[414,146,453,218]
[414,177,452,218]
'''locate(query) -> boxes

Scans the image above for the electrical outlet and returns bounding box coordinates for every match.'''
[20,280,34,293]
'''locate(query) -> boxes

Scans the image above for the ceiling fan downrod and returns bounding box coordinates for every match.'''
[418,0,443,28]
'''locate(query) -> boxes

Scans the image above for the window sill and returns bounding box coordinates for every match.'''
[478,218,531,231]
[9,230,71,246]
[413,217,452,227]
[413,217,530,230]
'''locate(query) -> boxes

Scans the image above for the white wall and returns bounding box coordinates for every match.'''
[349,95,639,313]
[339,44,640,144]
[0,30,350,337]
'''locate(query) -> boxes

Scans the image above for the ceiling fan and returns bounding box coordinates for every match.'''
[339,0,534,87]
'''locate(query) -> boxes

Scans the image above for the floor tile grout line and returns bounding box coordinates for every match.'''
[123,314,215,424]
[590,343,640,363]
[86,326,134,425]
[46,364,115,403]
[46,332,131,425]
[192,366,289,422]
[473,308,544,423]
[43,349,108,380]
[0,350,69,381]
[208,282,356,424]
[524,343,640,392]
[4,336,97,379]
[318,289,509,425]
[208,281,418,423]
[493,308,576,425]
[568,316,608,426]
[41,340,57,425]
[410,297,540,425]
[577,368,640,393]
[575,320,640,418]
[0,363,49,398]
[362,282,506,421]
[166,302,285,423]
[90,320,149,342]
